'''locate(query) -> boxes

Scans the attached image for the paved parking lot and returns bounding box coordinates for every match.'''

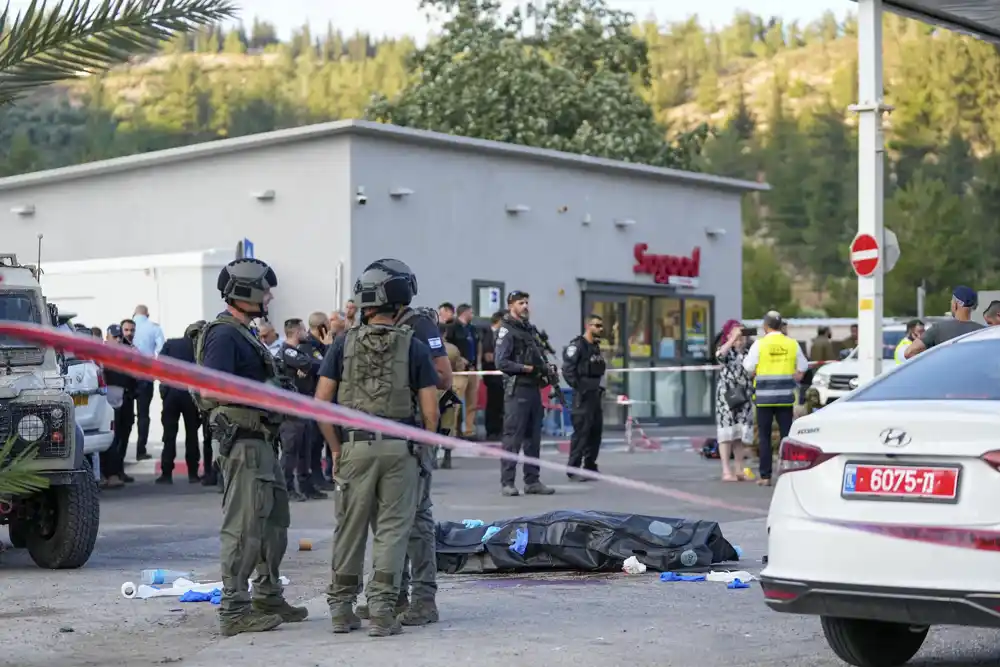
[2,441,998,667]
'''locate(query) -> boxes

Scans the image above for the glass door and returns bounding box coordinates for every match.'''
[681,298,714,419]
[652,297,683,419]
[625,296,654,419]
[584,295,626,426]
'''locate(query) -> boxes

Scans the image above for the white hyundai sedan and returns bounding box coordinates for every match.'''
[761,325,1000,667]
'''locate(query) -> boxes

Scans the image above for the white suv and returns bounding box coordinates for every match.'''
[56,314,114,466]
[810,326,907,405]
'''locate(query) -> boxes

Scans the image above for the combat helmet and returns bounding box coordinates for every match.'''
[354,259,414,311]
[218,258,277,316]
[364,258,418,296]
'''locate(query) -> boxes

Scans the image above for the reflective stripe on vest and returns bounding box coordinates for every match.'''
[894,338,911,365]
[754,334,798,407]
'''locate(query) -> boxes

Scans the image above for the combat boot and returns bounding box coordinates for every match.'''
[330,607,362,634]
[524,482,555,495]
[288,489,307,502]
[251,597,309,623]
[441,449,452,469]
[501,485,519,497]
[398,599,439,626]
[219,610,283,637]
[368,614,403,637]
[355,592,408,619]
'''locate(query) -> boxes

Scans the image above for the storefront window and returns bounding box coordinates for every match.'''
[684,367,714,418]
[653,298,682,359]
[588,300,625,425]
[626,296,651,358]
[684,299,712,360]
[654,370,683,418]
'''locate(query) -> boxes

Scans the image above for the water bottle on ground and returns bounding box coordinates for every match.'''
[140,569,194,586]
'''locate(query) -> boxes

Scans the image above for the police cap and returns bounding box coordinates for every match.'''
[507,290,529,305]
[218,258,276,304]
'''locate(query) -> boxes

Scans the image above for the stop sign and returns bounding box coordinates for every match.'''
[850,233,880,277]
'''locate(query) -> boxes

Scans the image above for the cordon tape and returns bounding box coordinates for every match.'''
[0,323,765,514]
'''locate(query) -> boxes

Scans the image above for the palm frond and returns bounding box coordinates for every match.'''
[0,0,238,105]
[0,435,49,496]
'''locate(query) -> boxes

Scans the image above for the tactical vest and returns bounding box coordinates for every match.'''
[338,324,414,421]
[894,338,911,365]
[753,333,799,407]
[193,312,283,429]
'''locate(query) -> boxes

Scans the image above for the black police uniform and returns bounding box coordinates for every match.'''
[277,342,323,497]
[561,335,606,476]
[298,335,331,486]
[494,313,550,492]
[158,335,203,482]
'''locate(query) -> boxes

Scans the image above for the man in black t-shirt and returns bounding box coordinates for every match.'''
[905,286,984,359]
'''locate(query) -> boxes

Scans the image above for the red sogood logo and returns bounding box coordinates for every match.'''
[632,244,701,284]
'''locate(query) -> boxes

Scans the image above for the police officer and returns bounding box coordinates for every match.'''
[562,314,607,480]
[314,262,440,638]
[155,322,205,485]
[194,258,307,636]
[893,319,924,365]
[495,291,555,497]
[742,310,808,487]
[349,260,450,628]
[277,318,328,501]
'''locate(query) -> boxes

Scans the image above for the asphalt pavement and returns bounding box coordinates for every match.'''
[2,435,998,667]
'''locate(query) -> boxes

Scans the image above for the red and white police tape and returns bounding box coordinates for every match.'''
[1,323,760,513]
[453,359,837,376]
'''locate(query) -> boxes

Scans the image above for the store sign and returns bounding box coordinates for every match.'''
[632,243,701,287]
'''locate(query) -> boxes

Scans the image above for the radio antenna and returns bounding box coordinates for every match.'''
[36,233,43,284]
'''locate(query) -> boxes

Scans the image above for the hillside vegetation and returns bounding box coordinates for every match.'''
[2,0,998,318]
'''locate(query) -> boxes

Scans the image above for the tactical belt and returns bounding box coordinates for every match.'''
[346,429,383,442]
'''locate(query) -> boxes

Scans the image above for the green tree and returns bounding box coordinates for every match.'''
[742,243,799,318]
[695,67,720,113]
[368,0,708,170]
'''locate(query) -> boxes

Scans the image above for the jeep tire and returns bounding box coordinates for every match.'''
[25,470,100,569]
[7,520,27,548]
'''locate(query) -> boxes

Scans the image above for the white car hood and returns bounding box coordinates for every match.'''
[815,357,892,378]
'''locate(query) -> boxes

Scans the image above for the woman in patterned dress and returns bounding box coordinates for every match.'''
[714,319,753,481]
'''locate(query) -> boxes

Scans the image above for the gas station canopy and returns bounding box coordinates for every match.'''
[864,0,1000,42]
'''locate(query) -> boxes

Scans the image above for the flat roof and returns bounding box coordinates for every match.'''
[865,0,1000,42]
[0,119,767,194]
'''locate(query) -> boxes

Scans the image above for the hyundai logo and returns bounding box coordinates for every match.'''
[879,428,911,448]
[848,377,859,389]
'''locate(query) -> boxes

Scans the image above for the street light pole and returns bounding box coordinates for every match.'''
[852,0,888,385]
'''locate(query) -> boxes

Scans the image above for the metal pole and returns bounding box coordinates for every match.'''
[852,0,887,385]
[917,281,926,319]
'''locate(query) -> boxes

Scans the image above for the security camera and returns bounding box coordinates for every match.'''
[356,186,367,206]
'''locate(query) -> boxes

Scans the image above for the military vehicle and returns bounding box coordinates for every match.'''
[0,254,99,568]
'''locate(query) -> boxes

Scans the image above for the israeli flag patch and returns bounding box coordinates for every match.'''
[428,337,443,349]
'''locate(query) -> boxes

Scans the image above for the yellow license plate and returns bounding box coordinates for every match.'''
[73,395,89,407]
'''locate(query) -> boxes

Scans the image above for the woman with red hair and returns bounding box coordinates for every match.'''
[714,319,753,481]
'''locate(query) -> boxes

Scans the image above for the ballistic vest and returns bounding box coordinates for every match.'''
[338,324,414,421]
[753,333,798,407]
[193,312,282,430]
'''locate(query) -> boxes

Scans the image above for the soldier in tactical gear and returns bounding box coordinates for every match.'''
[195,258,308,637]
[562,314,607,480]
[494,291,556,497]
[315,260,440,638]
[277,318,328,501]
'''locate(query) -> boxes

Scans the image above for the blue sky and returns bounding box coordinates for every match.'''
[6,0,851,40]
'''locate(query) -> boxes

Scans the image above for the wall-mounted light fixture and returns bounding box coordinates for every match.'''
[356,186,368,206]
[389,187,415,199]
[705,227,727,238]
[505,204,530,215]
[252,190,276,201]
[613,218,636,229]
[581,213,592,226]
[11,205,35,217]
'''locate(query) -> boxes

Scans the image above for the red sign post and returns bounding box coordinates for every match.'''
[850,233,880,277]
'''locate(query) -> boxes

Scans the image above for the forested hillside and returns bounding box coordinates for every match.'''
[2,0,998,317]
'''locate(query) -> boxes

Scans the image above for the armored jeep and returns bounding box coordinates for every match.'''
[0,254,99,569]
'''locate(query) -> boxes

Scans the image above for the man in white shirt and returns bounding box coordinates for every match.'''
[131,305,165,462]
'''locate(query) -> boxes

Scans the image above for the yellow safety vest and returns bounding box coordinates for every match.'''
[754,334,799,407]
[894,338,911,365]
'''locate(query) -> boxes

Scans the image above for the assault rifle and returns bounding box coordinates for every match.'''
[529,325,567,410]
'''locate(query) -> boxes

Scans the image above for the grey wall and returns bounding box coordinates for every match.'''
[349,135,743,348]
[0,139,353,328]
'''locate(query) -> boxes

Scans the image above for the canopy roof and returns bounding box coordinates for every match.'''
[870,0,1000,42]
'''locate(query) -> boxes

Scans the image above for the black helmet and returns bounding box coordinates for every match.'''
[365,258,417,296]
[185,320,207,339]
[218,259,277,305]
[354,260,414,309]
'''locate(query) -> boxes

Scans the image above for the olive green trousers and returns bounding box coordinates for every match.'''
[218,437,290,620]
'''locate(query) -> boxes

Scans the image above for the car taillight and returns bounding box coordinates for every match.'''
[97,367,106,391]
[982,451,1000,471]
[778,438,834,474]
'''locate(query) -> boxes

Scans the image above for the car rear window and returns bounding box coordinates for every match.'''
[849,339,1000,401]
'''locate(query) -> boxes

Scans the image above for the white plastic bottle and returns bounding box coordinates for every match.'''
[140,569,194,586]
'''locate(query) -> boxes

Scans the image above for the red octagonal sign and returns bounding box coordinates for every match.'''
[850,233,880,277]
